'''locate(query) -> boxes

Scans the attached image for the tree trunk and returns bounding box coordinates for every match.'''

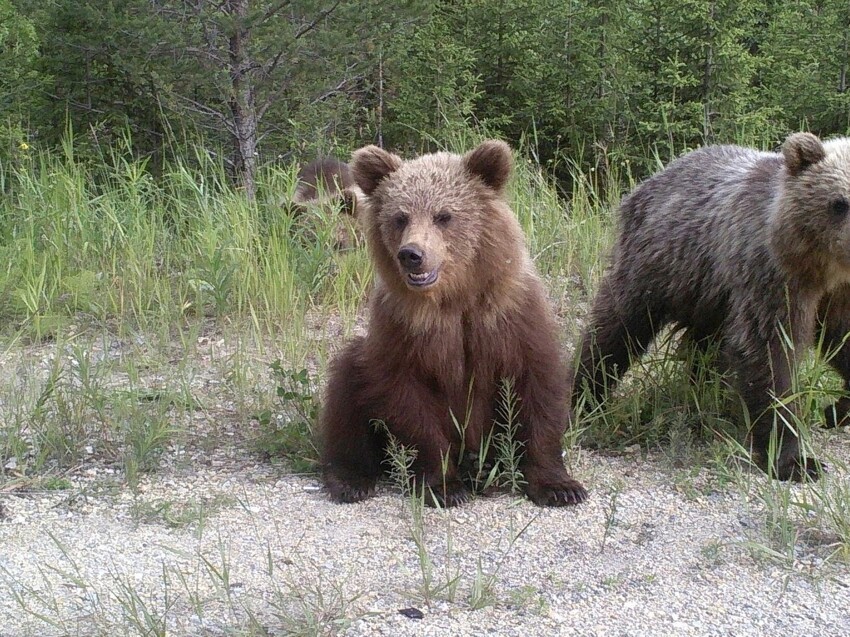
[702,1,716,142]
[839,25,848,93]
[226,0,258,201]
[377,46,384,148]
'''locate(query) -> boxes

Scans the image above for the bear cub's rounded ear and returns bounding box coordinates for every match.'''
[351,146,403,196]
[783,132,826,177]
[464,140,513,194]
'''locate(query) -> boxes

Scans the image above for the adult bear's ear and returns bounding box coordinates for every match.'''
[351,146,403,196]
[464,140,513,194]
[783,132,826,177]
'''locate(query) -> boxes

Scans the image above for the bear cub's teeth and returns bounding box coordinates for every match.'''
[407,270,438,287]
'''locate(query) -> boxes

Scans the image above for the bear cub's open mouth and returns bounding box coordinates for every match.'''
[407,270,439,288]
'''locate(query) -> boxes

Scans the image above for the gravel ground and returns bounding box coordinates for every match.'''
[1,324,849,635]
[2,445,850,636]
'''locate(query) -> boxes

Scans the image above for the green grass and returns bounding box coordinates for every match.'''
[0,136,372,343]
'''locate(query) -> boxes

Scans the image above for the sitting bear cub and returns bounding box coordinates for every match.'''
[573,132,850,481]
[320,140,587,507]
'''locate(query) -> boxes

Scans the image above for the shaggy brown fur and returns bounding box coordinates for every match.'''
[320,140,587,507]
[292,158,362,249]
[293,158,354,204]
[572,132,850,481]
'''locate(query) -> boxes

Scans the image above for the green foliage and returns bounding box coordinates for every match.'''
[756,0,850,135]
[0,0,41,172]
[21,1,166,157]
[613,0,764,153]
[384,4,481,149]
[255,362,320,472]
[0,0,38,103]
[10,0,428,172]
[573,334,738,451]
[6,0,850,181]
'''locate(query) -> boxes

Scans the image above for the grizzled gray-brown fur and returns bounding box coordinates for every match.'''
[572,132,850,481]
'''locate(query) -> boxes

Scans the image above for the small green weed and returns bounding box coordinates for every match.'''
[36,476,73,491]
[255,362,320,472]
[130,494,233,529]
[189,234,238,315]
[467,515,536,610]
[121,393,182,489]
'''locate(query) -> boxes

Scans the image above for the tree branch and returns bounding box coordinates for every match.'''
[249,0,293,29]
[308,74,355,106]
[45,93,106,115]
[294,1,341,39]
[262,47,287,78]
[169,92,234,132]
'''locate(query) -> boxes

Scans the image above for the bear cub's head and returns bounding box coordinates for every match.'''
[350,140,514,297]
[776,132,850,287]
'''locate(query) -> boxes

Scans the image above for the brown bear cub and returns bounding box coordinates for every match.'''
[572,132,850,481]
[292,158,362,249]
[320,140,587,507]
[293,158,356,207]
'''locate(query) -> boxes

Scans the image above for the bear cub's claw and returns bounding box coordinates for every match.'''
[424,478,470,508]
[325,473,378,504]
[526,478,588,507]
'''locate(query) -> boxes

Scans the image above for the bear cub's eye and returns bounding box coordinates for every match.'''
[434,211,452,226]
[393,214,409,230]
[829,198,849,219]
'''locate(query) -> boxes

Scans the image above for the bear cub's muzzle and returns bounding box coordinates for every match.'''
[397,243,439,288]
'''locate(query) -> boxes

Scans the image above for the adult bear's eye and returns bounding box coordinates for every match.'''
[829,197,849,219]
[434,210,452,226]
[394,214,409,230]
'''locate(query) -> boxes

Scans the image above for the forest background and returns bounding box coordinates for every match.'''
[2,0,849,196]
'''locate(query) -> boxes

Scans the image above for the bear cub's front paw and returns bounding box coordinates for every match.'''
[525,477,588,506]
[775,455,825,482]
[325,472,378,503]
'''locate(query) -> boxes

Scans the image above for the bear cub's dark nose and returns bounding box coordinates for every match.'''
[398,244,424,272]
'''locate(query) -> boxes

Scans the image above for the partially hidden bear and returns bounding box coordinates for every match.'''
[320,140,587,507]
[292,158,362,249]
[572,132,850,481]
